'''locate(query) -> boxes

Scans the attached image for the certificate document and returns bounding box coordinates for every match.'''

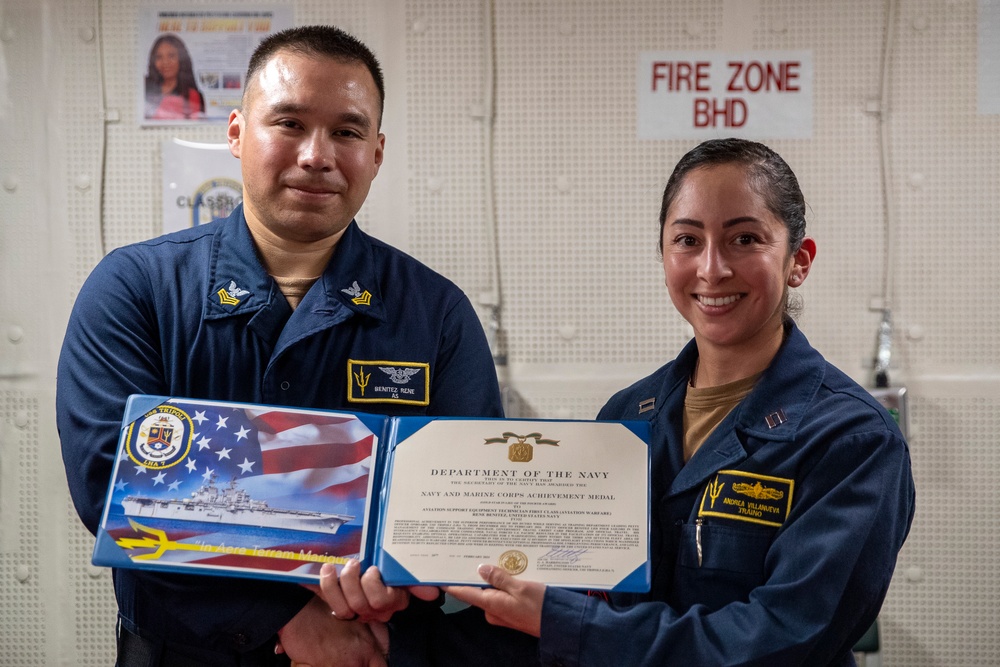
[377,419,650,591]
[93,396,650,592]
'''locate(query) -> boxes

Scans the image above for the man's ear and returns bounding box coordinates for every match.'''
[372,133,385,178]
[227,109,244,159]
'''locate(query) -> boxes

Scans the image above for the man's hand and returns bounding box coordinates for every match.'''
[275,595,387,667]
[312,560,440,624]
[444,563,545,637]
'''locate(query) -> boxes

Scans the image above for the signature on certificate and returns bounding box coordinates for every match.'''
[538,547,590,564]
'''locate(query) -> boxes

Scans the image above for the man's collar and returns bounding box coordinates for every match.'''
[204,206,274,320]
[314,220,387,323]
[202,206,387,324]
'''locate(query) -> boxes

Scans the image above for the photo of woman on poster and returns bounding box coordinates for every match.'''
[144,33,205,121]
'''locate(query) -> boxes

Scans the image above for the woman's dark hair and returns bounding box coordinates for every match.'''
[243,25,385,126]
[144,34,204,110]
[657,138,806,256]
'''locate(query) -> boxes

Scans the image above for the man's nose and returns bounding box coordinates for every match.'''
[299,132,334,171]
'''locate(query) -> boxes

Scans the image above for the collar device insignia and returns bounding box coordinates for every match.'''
[765,409,787,429]
[341,281,373,306]
[217,280,251,307]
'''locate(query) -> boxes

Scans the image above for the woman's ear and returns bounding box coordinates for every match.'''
[788,237,817,287]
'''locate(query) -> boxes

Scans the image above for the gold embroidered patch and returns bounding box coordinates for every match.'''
[697,470,795,528]
[347,360,430,406]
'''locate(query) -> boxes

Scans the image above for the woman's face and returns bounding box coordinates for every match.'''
[154,41,180,81]
[661,163,811,356]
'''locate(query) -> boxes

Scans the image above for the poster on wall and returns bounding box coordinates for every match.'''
[162,139,243,234]
[138,5,293,125]
[637,51,813,140]
[979,0,1000,114]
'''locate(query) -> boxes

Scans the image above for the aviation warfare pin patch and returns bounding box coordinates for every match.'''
[126,404,194,470]
[347,360,430,406]
[697,470,794,528]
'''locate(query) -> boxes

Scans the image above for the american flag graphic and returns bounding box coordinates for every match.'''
[100,398,379,582]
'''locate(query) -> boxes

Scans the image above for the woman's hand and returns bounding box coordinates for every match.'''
[443,564,545,637]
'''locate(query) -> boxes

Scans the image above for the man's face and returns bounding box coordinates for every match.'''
[227,50,384,246]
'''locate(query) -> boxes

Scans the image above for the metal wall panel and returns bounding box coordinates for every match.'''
[2,0,997,664]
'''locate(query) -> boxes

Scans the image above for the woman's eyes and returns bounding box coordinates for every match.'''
[672,234,758,247]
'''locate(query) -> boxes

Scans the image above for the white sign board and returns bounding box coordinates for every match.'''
[162,139,243,234]
[637,51,813,140]
[138,5,293,125]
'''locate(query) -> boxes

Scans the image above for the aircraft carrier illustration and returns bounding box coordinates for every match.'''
[121,475,354,534]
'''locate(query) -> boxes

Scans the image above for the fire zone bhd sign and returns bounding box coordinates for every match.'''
[637,51,813,140]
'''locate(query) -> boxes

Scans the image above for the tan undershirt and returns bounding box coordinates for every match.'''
[683,372,761,462]
[273,275,320,310]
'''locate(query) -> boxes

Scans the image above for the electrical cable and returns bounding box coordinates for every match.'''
[872,0,899,388]
[876,0,898,311]
[95,0,109,257]
[480,0,505,365]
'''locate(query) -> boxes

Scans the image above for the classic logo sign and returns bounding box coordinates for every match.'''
[189,177,242,226]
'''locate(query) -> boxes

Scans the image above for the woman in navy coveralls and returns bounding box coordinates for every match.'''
[437,138,916,666]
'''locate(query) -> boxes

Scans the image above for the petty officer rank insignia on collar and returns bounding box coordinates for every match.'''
[347,360,430,406]
[697,470,795,528]
[216,280,251,308]
[341,280,372,306]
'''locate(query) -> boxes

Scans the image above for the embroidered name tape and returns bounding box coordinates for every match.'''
[697,470,795,528]
[347,360,430,406]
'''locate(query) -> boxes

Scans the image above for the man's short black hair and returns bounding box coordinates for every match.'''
[244,25,384,122]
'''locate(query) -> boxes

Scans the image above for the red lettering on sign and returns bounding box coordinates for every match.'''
[693,97,748,128]
[784,61,800,91]
[726,61,801,93]
[651,61,710,92]
[652,61,669,91]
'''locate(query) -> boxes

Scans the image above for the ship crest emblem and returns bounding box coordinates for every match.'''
[217,280,250,307]
[484,432,560,463]
[127,405,193,470]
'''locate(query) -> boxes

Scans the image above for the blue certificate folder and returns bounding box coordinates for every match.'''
[93,395,651,592]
